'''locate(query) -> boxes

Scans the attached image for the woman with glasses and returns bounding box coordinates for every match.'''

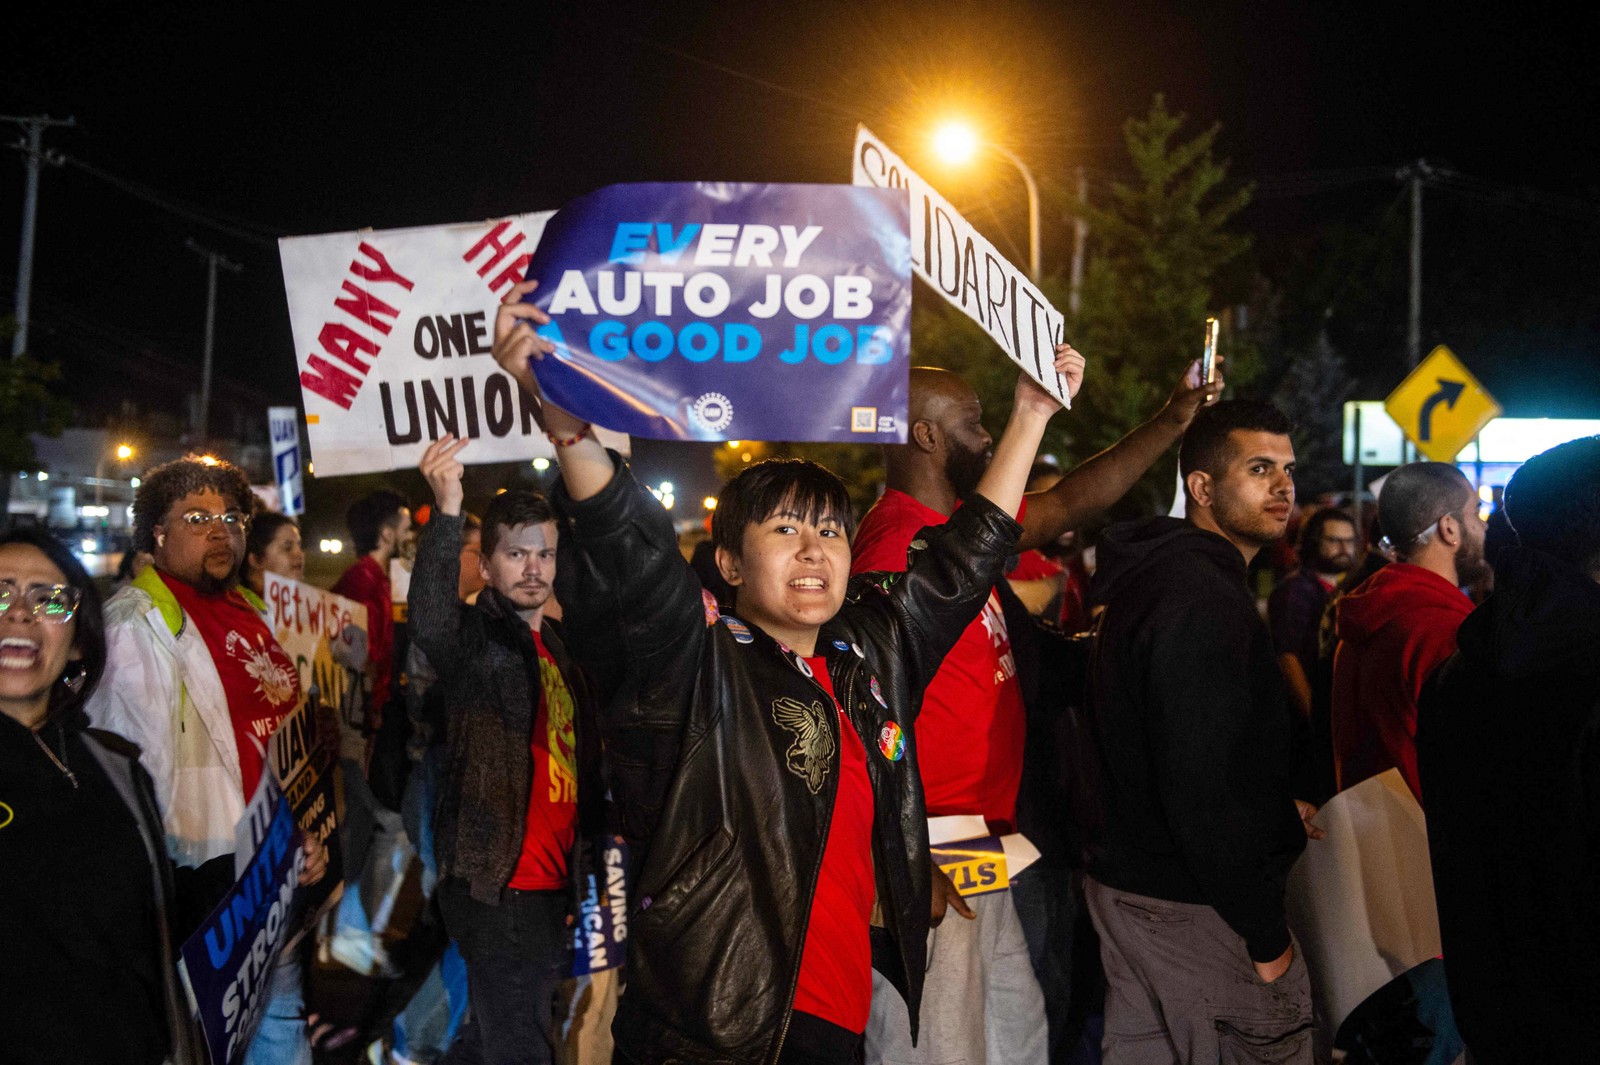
[87,454,325,1065]
[0,525,212,1063]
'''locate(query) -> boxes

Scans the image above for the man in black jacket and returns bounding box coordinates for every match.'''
[1085,400,1320,1064]
[1418,435,1600,1064]
[491,277,1083,1064]
[409,437,606,1065]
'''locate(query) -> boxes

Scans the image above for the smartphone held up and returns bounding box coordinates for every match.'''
[1201,317,1220,388]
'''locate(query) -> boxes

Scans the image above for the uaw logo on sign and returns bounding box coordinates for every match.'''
[521,182,912,443]
[692,392,734,433]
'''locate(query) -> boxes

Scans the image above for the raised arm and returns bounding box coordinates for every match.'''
[491,278,613,501]
[409,436,477,679]
[881,352,1085,698]
[1017,356,1222,552]
[491,279,704,707]
[974,346,1085,518]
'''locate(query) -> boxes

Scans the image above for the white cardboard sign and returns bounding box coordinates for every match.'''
[280,214,626,476]
[851,125,1069,406]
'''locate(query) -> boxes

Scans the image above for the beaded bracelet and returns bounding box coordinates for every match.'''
[546,424,592,448]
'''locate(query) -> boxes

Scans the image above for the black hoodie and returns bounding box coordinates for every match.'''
[1417,547,1600,1064]
[1086,516,1306,962]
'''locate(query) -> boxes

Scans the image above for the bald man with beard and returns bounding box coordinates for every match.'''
[851,355,1221,1064]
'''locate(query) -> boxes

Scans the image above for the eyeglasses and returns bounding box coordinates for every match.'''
[173,509,250,533]
[0,581,81,624]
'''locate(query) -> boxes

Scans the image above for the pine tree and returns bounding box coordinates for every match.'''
[1068,96,1254,509]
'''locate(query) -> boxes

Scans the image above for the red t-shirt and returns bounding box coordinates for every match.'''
[507,630,580,890]
[159,571,301,801]
[791,656,875,1034]
[332,555,394,712]
[1008,548,1062,582]
[852,489,1026,830]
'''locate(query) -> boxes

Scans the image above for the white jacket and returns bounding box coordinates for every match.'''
[86,566,245,868]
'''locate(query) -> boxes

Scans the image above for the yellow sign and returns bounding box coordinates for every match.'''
[930,836,1010,898]
[1383,345,1501,462]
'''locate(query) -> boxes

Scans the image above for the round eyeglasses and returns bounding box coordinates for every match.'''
[0,581,81,624]
[175,509,250,533]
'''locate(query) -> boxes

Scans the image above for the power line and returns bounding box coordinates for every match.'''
[631,35,861,121]
[59,154,279,249]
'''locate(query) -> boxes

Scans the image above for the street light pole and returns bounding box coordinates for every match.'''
[988,143,1041,283]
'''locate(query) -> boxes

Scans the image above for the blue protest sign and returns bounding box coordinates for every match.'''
[522,183,910,442]
[572,837,629,976]
[179,788,302,1065]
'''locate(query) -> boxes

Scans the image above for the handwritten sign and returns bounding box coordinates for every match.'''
[281,216,627,475]
[852,125,1069,406]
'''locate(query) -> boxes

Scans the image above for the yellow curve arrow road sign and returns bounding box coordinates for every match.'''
[1384,345,1502,463]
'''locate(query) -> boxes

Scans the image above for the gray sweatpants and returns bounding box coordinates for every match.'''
[865,886,1047,1065]
[1085,877,1313,1064]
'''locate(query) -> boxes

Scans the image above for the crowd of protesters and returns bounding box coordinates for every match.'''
[0,275,1596,1065]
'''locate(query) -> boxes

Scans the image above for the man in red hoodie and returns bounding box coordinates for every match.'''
[1331,462,1486,802]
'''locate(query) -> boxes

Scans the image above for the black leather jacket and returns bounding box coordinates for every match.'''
[553,456,1021,1064]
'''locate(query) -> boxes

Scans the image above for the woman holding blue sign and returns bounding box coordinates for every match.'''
[492,279,1083,1064]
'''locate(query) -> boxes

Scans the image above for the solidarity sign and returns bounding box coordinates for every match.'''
[852,125,1070,407]
[521,182,912,442]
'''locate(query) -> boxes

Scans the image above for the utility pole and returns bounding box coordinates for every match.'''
[1405,158,1430,369]
[1069,166,1089,316]
[4,115,75,358]
[185,240,243,443]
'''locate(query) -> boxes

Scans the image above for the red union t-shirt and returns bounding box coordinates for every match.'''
[791,656,875,1034]
[159,571,301,801]
[851,489,1026,830]
[508,630,580,890]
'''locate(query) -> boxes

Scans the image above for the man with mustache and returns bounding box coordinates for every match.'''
[408,437,605,1065]
[1331,461,1486,804]
[1085,400,1319,1064]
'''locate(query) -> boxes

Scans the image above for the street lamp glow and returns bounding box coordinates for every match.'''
[930,118,1041,282]
[115,443,134,461]
[703,496,718,511]
[933,121,979,166]
[532,457,551,471]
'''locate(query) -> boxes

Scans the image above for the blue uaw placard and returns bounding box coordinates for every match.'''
[179,790,303,1065]
[522,182,910,442]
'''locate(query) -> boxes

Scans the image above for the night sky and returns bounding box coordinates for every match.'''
[8,3,1599,441]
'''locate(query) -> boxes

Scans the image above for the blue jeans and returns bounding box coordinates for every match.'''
[393,747,469,1061]
[393,942,470,1062]
[243,952,312,1065]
